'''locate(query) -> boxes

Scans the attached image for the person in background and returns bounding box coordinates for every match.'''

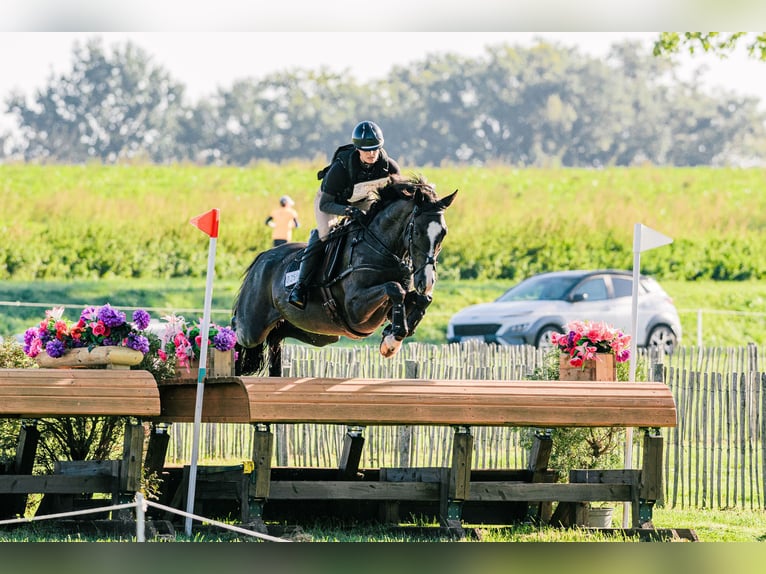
[265,195,300,247]
[288,120,401,309]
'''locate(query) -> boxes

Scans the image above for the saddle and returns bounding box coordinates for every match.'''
[284,220,356,289]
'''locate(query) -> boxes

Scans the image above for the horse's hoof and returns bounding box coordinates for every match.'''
[379,334,402,358]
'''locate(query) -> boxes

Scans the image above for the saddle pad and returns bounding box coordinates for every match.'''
[284,259,300,287]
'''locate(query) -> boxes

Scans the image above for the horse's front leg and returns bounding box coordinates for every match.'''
[378,282,408,358]
[403,291,432,337]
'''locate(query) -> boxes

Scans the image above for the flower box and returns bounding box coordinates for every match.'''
[559,353,616,381]
[170,348,235,382]
[35,346,144,370]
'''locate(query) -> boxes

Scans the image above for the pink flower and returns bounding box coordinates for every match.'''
[91,321,106,336]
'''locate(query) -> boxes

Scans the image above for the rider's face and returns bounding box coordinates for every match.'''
[358,148,380,165]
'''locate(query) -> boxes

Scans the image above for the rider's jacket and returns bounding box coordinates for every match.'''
[318,149,401,217]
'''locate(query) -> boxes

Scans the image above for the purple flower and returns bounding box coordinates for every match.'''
[132,309,151,331]
[212,326,237,352]
[45,339,66,358]
[101,337,116,346]
[80,306,98,322]
[23,328,37,346]
[126,333,150,354]
[98,304,127,328]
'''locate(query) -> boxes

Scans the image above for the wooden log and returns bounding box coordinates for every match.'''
[35,346,144,370]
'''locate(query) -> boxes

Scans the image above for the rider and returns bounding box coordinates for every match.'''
[288,120,401,310]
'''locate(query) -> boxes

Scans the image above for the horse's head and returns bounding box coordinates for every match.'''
[408,182,457,296]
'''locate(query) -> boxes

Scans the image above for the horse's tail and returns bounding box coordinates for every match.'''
[235,341,266,376]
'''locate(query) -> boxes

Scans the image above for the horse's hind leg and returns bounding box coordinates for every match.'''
[266,330,284,377]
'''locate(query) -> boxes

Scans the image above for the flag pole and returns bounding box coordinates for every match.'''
[623,223,672,528]
[185,208,219,536]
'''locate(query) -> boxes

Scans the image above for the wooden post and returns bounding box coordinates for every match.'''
[338,425,365,479]
[440,426,472,535]
[144,422,171,477]
[397,361,420,468]
[638,429,664,527]
[1,420,40,518]
[246,423,273,531]
[120,422,145,494]
[526,431,554,522]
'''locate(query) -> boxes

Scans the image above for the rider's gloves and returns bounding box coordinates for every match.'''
[344,206,364,220]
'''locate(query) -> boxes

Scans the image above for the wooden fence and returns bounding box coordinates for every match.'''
[164,341,765,510]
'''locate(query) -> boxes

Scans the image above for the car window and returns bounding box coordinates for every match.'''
[572,278,608,301]
[612,277,633,298]
[497,275,579,302]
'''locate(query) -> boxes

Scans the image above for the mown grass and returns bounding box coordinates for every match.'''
[1,505,763,542]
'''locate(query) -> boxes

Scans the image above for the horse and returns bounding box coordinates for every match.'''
[232,174,457,376]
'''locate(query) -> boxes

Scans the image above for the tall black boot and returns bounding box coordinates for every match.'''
[288,229,322,310]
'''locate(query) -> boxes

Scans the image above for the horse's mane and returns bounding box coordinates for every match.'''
[366,174,438,219]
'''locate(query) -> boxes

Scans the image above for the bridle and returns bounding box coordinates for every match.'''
[350,201,443,283]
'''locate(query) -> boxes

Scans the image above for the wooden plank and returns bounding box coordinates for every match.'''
[239,403,677,427]
[0,475,116,494]
[467,482,633,502]
[266,480,441,501]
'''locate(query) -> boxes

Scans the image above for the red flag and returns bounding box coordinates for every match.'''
[190,208,219,238]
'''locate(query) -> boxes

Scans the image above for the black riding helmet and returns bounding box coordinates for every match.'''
[351,121,384,150]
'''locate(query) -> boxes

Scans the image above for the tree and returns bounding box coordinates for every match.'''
[654,32,766,61]
[6,37,187,163]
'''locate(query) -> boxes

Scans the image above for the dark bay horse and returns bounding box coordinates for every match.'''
[233,175,457,376]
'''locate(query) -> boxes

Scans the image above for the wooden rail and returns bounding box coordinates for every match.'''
[0,368,161,418]
[156,376,677,428]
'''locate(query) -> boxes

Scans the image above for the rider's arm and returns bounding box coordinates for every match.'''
[318,191,349,216]
[319,161,352,216]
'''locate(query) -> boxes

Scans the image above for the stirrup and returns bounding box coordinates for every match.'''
[288,284,307,309]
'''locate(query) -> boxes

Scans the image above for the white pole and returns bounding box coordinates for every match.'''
[624,224,642,528]
[184,234,217,537]
[135,492,145,542]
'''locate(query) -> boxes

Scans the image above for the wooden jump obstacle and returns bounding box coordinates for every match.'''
[152,375,677,533]
[0,367,677,535]
[0,368,161,519]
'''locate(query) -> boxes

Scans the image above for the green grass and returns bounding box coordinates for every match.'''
[1,506,763,542]
[3,164,766,282]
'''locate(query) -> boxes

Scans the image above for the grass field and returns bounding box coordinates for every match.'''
[0,505,763,542]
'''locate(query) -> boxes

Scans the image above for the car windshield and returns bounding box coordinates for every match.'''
[496,275,581,302]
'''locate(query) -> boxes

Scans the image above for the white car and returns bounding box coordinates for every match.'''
[446,269,682,354]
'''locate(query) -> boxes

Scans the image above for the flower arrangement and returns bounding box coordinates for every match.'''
[551,320,631,367]
[23,304,152,359]
[155,314,237,369]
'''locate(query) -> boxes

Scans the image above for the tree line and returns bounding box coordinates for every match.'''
[2,36,765,167]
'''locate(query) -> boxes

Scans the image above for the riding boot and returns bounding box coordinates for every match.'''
[288,229,323,310]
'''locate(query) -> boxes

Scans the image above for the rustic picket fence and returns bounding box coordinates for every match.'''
[164,341,766,510]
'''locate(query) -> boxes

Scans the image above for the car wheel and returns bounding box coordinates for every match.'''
[535,325,563,350]
[647,324,678,355]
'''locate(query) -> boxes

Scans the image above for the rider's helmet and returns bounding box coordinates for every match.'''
[351,121,384,150]
[279,195,294,207]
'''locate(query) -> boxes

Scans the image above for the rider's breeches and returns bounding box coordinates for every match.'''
[314,191,337,241]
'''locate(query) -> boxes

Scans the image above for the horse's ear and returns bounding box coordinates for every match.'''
[437,190,458,209]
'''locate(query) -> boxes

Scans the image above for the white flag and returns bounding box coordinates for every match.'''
[634,223,673,253]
